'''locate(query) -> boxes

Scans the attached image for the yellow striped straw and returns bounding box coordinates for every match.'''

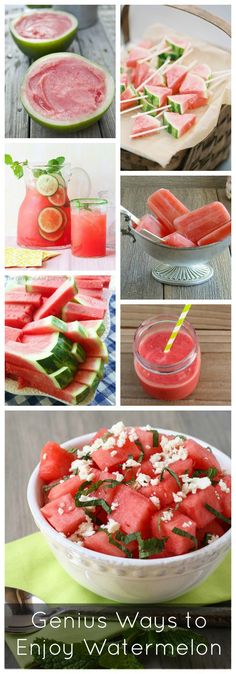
[164,304,192,352]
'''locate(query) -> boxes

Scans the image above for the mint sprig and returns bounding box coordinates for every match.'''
[4,154,65,180]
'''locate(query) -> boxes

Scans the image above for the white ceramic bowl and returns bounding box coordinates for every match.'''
[27,429,231,603]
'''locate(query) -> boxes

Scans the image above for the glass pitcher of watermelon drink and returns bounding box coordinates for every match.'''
[17,162,90,249]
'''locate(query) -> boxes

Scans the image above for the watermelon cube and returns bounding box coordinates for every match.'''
[152,511,197,555]
[41,493,86,536]
[39,441,73,482]
[197,518,225,544]
[131,114,160,139]
[140,475,179,507]
[84,531,126,557]
[92,438,140,471]
[112,485,155,536]
[179,485,220,528]
[92,470,120,506]
[47,475,86,501]
[215,475,231,519]
[184,440,221,473]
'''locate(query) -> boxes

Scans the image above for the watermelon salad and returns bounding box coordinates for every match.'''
[130,189,231,248]
[120,33,222,141]
[5,275,112,405]
[38,423,231,560]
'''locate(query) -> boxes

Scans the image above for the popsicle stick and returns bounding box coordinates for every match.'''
[211,69,231,75]
[209,79,228,93]
[139,228,163,242]
[208,72,230,84]
[162,48,194,73]
[120,94,149,104]
[121,103,146,115]
[130,124,168,139]
[131,105,170,119]
[138,47,172,65]
[136,59,171,92]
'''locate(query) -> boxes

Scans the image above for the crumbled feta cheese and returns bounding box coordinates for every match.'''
[69,458,94,481]
[207,534,219,544]
[161,510,173,522]
[81,438,103,455]
[218,479,230,494]
[150,496,160,508]
[110,421,125,436]
[173,492,183,503]
[128,427,138,442]
[117,430,127,448]
[78,494,95,503]
[112,471,124,482]
[78,520,95,538]
[182,521,192,529]
[57,507,64,515]
[122,457,140,469]
[101,518,120,534]
[150,477,159,486]
[150,453,161,465]
[111,501,118,511]
[77,444,93,458]
[110,450,117,457]
[103,437,116,450]
[161,435,183,453]
[136,473,151,487]
[146,445,151,450]
[42,453,47,460]
[180,476,211,495]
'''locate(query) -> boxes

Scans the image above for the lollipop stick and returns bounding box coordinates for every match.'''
[130,124,168,139]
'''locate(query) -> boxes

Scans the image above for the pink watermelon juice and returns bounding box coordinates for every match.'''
[134,318,201,400]
[71,198,107,257]
[17,164,71,248]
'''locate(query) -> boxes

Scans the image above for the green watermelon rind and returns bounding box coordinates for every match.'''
[166,38,187,58]
[21,53,115,131]
[71,342,87,363]
[163,112,181,138]
[167,95,192,114]
[49,365,75,389]
[10,10,78,58]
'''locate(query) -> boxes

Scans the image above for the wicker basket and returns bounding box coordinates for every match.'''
[121,5,231,171]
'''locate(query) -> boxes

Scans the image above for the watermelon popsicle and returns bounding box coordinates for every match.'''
[197,221,231,246]
[174,201,231,243]
[147,188,189,232]
[135,214,169,237]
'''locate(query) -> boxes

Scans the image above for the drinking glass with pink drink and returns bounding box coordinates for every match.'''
[71,198,107,257]
[133,317,201,400]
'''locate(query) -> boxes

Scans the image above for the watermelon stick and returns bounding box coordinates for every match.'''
[130,124,168,139]
[131,105,170,119]
[136,59,171,92]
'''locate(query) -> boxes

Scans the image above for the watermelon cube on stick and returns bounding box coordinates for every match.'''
[165,65,188,93]
[179,73,207,96]
[192,63,212,80]
[34,277,77,321]
[131,113,161,139]
[163,111,196,138]
[166,37,190,58]
[168,93,208,114]
[143,85,172,108]
[126,47,150,68]
[120,85,138,111]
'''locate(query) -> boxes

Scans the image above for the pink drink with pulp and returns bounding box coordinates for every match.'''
[71,199,107,257]
[134,318,201,400]
[17,164,71,248]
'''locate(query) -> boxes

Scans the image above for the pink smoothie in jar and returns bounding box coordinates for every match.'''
[133,317,201,400]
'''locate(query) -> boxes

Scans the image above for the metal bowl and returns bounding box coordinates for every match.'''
[121,208,231,286]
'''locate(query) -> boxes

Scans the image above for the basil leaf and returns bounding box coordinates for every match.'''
[150,429,159,447]
[135,439,144,462]
[192,467,218,483]
[43,475,70,492]
[74,478,121,512]
[172,527,198,548]
[116,531,166,559]
[204,503,231,525]
[160,466,181,487]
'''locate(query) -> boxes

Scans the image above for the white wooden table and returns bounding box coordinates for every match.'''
[6,237,115,272]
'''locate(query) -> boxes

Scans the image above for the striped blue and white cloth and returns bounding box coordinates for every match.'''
[5,294,116,407]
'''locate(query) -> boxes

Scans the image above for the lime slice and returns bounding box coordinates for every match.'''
[36,173,58,196]
[38,206,64,233]
[48,186,66,207]
[50,172,66,187]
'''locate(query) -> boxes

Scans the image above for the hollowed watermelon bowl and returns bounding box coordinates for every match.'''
[27,429,231,603]
[10,9,78,59]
